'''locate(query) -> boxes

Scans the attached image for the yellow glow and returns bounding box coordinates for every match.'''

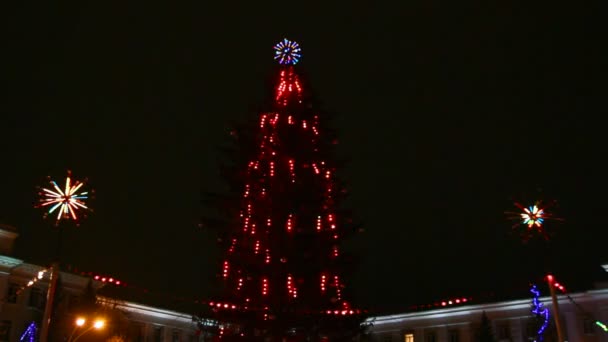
[93,320,105,329]
[76,318,86,326]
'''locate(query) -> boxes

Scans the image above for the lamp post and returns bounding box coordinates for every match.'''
[36,171,92,341]
[67,317,105,342]
[67,317,86,341]
[547,275,565,342]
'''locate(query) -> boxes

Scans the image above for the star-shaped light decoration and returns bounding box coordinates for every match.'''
[273,38,302,65]
[37,170,91,225]
[521,205,544,228]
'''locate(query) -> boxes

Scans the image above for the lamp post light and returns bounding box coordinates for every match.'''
[67,317,105,342]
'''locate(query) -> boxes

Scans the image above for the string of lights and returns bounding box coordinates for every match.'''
[547,276,608,333]
[14,269,48,296]
[408,296,472,311]
[19,322,37,342]
[530,284,550,341]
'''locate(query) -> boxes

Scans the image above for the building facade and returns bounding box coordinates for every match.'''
[0,224,202,341]
[3,223,608,341]
[364,284,608,342]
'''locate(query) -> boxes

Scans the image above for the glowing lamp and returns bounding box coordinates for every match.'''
[93,320,105,329]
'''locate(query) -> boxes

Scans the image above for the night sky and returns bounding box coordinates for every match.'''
[2,2,606,314]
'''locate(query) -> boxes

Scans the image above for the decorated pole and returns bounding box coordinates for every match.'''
[36,170,92,342]
[546,275,565,342]
[40,263,59,342]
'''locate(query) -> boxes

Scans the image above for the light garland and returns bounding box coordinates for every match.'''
[530,284,550,341]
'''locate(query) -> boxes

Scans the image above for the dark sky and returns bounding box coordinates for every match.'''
[1,1,606,314]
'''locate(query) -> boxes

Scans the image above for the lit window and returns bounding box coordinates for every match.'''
[404,333,414,342]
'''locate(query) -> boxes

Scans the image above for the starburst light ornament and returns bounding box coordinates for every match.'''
[273,38,301,65]
[521,205,544,228]
[37,170,91,225]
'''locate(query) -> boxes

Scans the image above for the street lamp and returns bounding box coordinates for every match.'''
[67,317,105,342]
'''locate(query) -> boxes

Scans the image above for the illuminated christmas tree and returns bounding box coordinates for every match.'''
[205,39,365,340]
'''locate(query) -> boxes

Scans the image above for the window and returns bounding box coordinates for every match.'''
[153,326,164,342]
[497,323,510,340]
[6,284,19,304]
[525,320,537,339]
[28,287,45,309]
[424,331,436,342]
[129,323,144,342]
[172,330,181,342]
[448,329,459,342]
[0,320,10,342]
[404,333,414,342]
[583,318,595,334]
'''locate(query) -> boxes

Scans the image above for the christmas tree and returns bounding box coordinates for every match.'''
[205,39,365,340]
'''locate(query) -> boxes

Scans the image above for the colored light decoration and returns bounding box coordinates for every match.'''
[530,284,550,341]
[596,321,608,332]
[20,321,37,342]
[522,205,545,228]
[37,170,90,225]
[273,38,301,65]
[506,200,562,241]
[205,42,365,334]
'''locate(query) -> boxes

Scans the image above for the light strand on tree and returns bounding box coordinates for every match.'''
[286,214,293,232]
[222,261,229,279]
[262,278,268,296]
[321,274,327,293]
[334,275,342,301]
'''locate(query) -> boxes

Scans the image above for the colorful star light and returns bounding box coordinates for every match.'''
[273,38,301,65]
[506,200,562,242]
[37,170,90,224]
[522,205,545,228]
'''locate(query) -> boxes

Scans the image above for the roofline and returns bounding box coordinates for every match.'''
[97,296,195,323]
[367,288,608,326]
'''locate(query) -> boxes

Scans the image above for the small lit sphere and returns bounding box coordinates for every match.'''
[273,38,301,65]
[76,318,86,326]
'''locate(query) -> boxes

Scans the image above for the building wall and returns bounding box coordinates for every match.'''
[0,255,201,341]
[365,288,608,342]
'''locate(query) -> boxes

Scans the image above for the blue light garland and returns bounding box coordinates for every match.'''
[20,321,37,342]
[530,284,550,341]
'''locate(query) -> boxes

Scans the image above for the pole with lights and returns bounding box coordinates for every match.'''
[546,275,565,342]
[36,170,92,342]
